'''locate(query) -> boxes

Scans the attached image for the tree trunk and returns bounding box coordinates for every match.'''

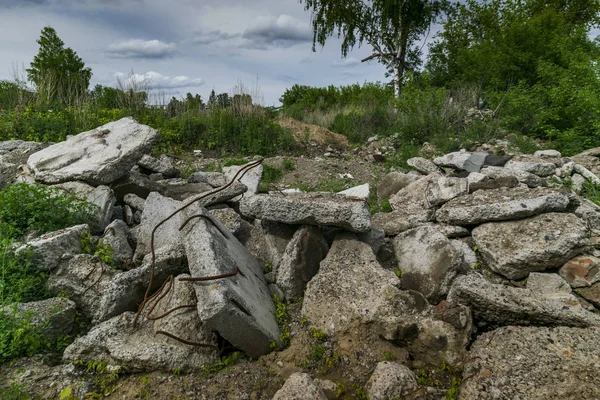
[393,64,401,99]
[394,23,411,99]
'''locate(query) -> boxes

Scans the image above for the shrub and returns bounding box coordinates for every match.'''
[0,183,96,239]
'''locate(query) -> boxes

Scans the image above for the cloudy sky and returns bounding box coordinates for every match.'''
[0,0,391,105]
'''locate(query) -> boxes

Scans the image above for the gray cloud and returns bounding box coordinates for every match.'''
[0,0,135,6]
[277,74,299,83]
[115,71,204,89]
[192,30,242,45]
[107,39,177,59]
[243,14,312,49]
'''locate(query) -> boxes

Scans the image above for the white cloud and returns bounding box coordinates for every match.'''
[115,71,204,89]
[242,14,312,48]
[107,39,177,59]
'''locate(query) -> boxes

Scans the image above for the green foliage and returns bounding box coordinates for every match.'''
[395,269,403,278]
[300,0,446,97]
[201,351,242,375]
[310,328,328,342]
[581,180,600,206]
[368,186,393,214]
[428,0,600,154]
[0,183,96,240]
[282,157,295,172]
[446,376,461,400]
[280,82,392,114]
[27,26,92,108]
[382,352,396,361]
[0,306,72,363]
[353,384,370,400]
[223,158,249,167]
[272,295,291,349]
[0,383,30,400]
[309,343,327,361]
[259,164,283,192]
[79,231,116,269]
[0,183,96,363]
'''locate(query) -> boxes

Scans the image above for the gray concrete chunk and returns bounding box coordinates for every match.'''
[393,225,465,303]
[181,204,279,357]
[239,193,372,233]
[472,213,589,279]
[16,224,89,271]
[277,225,329,301]
[27,117,160,185]
[448,274,600,329]
[435,187,571,226]
[461,326,600,399]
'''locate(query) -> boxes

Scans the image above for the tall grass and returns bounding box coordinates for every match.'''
[0,73,295,156]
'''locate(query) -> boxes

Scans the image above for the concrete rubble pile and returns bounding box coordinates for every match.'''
[2,118,600,399]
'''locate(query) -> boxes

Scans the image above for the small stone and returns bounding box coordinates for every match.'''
[365,362,418,400]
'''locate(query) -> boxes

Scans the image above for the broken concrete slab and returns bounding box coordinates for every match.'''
[209,207,253,244]
[365,362,418,400]
[526,272,573,301]
[302,233,399,336]
[376,171,421,201]
[223,161,263,197]
[51,182,116,233]
[63,311,219,373]
[407,157,438,174]
[372,209,434,236]
[389,173,441,213]
[535,149,561,158]
[27,117,160,185]
[480,165,544,188]
[137,154,178,178]
[133,192,184,262]
[187,171,227,188]
[239,193,372,233]
[426,176,468,206]
[435,187,571,226]
[472,212,589,280]
[123,193,146,212]
[574,163,600,185]
[448,274,600,329]
[272,373,327,400]
[16,224,89,271]
[46,254,118,320]
[393,225,465,303]
[181,203,279,358]
[461,326,600,399]
[102,219,133,268]
[338,183,370,201]
[433,151,472,170]
[93,246,188,324]
[276,225,329,301]
[504,157,557,177]
[156,180,213,201]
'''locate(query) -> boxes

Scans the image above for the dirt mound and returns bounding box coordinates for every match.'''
[279,117,349,149]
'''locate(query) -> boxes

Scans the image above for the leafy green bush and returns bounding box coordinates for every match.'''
[0,183,98,363]
[0,239,47,304]
[0,183,96,239]
[0,383,31,400]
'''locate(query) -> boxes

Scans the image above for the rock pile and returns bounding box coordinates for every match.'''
[2,119,600,398]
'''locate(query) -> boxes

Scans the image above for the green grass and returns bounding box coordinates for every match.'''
[258,164,283,192]
[581,179,600,206]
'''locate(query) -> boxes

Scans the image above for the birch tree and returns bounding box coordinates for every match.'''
[301,0,447,98]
